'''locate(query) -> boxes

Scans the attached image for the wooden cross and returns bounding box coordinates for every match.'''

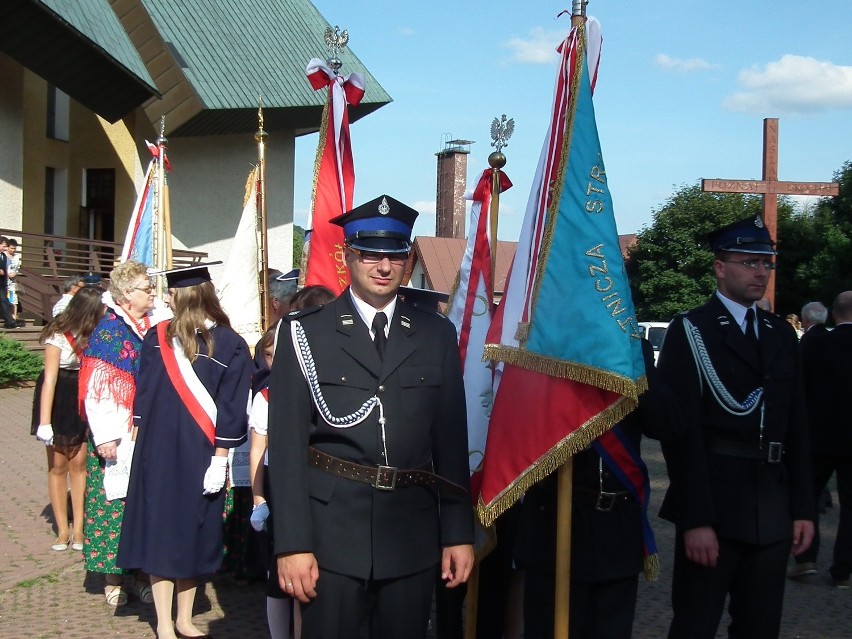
[701,118,839,307]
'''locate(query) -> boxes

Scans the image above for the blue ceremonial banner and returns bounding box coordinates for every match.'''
[120,161,155,267]
[523,43,644,396]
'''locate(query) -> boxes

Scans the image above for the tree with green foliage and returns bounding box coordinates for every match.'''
[628,164,852,322]
[293,224,305,268]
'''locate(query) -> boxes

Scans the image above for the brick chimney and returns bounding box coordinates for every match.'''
[435,137,473,238]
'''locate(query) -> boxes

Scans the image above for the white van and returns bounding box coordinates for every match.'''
[638,321,669,364]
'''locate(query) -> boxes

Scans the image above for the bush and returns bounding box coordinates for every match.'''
[0,335,43,385]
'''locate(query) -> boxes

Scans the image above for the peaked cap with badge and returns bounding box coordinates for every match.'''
[707,215,777,255]
[330,194,419,253]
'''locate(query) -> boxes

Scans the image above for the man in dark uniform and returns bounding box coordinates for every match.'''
[790,291,852,588]
[267,195,474,639]
[657,215,814,638]
[517,339,684,639]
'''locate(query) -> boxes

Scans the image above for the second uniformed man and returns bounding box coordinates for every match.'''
[268,195,474,639]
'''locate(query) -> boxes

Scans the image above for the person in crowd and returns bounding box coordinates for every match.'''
[79,260,166,607]
[117,263,251,639]
[268,269,299,325]
[32,285,105,551]
[250,285,335,639]
[786,313,803,338]
[657,215,814,638]
[52,274,85,317]
[268,195,474,638]
[517,339,684,639]
[6,238,21,326]
[0,236,16,328]
[788,291,852,588]
[799,301,829,347]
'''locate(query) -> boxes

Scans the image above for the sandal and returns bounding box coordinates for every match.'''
[104,584,128,607]
[131,578,154,604]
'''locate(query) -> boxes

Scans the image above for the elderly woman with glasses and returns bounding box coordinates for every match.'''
[79,260,168,607]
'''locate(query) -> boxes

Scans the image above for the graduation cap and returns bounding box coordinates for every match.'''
[398,286,449,311]
[330,194,418,253]
[707,215,777,255]
[274,268,300,297]
[153,261,223,289]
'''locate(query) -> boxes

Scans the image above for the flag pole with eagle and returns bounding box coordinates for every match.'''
[444,115,514,639]
[477,3,648,636]
[300,26,365,294]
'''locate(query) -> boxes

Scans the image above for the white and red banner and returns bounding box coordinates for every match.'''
[445,169,511,500]
[303,59,365,294]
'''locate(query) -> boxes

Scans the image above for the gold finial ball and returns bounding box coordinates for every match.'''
[255,130,269,143]
[488,151,506,169]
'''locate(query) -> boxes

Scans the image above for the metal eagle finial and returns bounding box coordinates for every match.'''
[490,115,515,153]
[324,26,349,75]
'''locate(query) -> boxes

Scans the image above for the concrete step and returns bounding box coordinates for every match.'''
[0,320,45,353]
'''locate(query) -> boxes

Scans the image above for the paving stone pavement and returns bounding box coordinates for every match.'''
[1,384,850,638]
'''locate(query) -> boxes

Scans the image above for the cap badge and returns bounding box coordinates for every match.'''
[754,216,764,229]
[378,197,390,216]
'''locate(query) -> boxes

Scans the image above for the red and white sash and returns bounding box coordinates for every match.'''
[157,321,217,445]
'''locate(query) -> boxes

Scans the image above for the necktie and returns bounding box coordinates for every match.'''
[372,312,388,360]
[744,307,759,353]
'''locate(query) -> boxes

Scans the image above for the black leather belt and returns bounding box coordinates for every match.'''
[307,447,468,495]
[707,438,785,463]
[574,486,633,512]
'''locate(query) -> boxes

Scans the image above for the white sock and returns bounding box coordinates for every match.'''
[267,596,291,639]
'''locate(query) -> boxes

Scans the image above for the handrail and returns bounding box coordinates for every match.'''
[1,228,207,322]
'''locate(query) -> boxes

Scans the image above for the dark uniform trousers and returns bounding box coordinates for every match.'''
[268,293,473,639]
[658,296,813,639]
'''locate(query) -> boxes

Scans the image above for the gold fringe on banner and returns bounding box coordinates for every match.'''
[482,343,648,400]
[644,553,660,582]
[476,394,638,527]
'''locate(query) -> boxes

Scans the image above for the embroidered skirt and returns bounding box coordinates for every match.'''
[82,440,126,574]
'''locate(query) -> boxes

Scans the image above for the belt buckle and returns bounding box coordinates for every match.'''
[595,492,617,512]
[767,442,783,463]
[374,465,398,491]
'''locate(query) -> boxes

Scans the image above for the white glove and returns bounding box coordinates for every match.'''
[250,501,270,532]
[35,424,54,446]
[202,456,228,495]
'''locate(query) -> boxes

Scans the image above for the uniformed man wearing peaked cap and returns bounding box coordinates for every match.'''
[657,215,814,638]
[267,195,474,638]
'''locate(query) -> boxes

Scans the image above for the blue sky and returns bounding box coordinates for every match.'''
[293,0,852,241]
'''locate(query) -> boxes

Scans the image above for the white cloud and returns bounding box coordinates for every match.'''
[412,199,436,216]
[398,27,415,36]
[504,27,568,65]
[723,55,852,115]
[654,53,718,73]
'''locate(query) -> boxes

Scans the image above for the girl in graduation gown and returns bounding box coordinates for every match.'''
[117,265,251,639]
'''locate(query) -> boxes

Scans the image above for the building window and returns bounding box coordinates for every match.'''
[44,167,55,234]
[46,85,70,141]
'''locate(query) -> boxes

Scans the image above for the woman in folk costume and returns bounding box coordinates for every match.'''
[31,285,104,552]
[80,259,167,607]
[117,264,251,639]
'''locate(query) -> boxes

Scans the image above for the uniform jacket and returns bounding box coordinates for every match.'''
[516,340,684,582]
[801,323,852,456]
[657,295,814,545]
[267,291,474,580]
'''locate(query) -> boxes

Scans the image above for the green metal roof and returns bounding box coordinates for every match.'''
[142,0,391,134]
[0,0,159,122]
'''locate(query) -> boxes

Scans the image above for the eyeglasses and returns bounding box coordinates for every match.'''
[349,247,409,265]
[722,259,776,271]
[129,281,155,294]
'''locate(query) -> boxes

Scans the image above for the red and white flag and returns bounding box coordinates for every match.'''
[445,169,511,500]
[302,59,365,294]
